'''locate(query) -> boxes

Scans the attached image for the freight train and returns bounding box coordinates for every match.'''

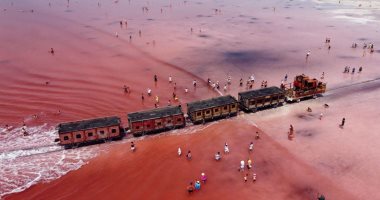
[57,74,326,148]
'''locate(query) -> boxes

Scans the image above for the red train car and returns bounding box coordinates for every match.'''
[57,116,122,148]
[127,106,185,136]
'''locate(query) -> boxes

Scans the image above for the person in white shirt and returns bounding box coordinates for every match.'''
[249,142,254,152]
[224,143,229,153]
[215,152,221,161]
[240,160,245,171]
[178,147,182,156]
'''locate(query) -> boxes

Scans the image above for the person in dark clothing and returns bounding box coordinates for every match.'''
[187,182,194,194]
[186,150,192,160]
[154,75,158,82]
[318,194,326,200]
[340,118,345,127]
[130,142,136,151]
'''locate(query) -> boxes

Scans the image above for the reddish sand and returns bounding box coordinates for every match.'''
[4,120,357,200]
[1,0,380,199]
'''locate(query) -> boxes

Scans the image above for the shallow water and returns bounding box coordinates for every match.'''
[1,0,380,198]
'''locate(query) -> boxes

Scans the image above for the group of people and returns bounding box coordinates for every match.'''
[260,81,268,88]
[352,42,375,54]
[187,173,207,194]
[343,66,362,74]
[239,141,257,183]
[134,74,195,108]
[177,147,193,161]
[214,142,230,161]
[185,136,261,193]
[207,74,271,92]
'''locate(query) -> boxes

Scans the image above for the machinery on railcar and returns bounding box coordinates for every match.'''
[281,74,326,102]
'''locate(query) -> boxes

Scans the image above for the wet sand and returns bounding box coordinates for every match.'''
[4,120,357,200]
[248,80,380,199]
[1,0,380,199]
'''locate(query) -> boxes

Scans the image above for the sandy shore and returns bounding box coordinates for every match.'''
[4,119,357,200]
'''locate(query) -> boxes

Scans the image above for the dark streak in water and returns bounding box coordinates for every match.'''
[296,129,316,137]
[287,185,317,199]
[196,14,212,18]
[198,34,210,38]
[222,50,281,67]
[296,113,315,120]
[0,60,10,64]
[337,55,357,59]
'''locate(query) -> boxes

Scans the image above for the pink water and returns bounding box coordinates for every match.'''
[1,0,380,198]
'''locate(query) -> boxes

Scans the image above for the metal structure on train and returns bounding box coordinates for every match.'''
[282,74,326,102]
[56,74,326,148]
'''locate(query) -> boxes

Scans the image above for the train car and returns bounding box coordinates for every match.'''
[127,105,185,137]
[282,74,326,102]
[57,116,122,148]
[238,86,285,112]
[187,95,238,124]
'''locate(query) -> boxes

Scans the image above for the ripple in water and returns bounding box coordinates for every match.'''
[0,125,101,198]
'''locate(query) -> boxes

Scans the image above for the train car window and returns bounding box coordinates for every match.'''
[224,106,228,110]
[167,120,172,123]
[215,108,219,112]
[88,132,93,137]
[99,130,105,134]
[157,122,162,126]
[197,112,201,116]
[64,136,69,140]
[177,118,181,122]
[206,110,210,114]
[136,126,140,129]
[76,134,82,139]
[147,125,151,128]
[231,104,236,108]
[111,129,117,133]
